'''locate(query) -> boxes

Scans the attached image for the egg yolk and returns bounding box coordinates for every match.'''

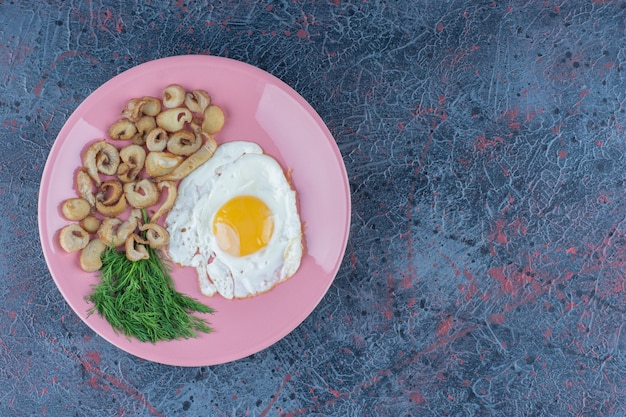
[213,195,274,257]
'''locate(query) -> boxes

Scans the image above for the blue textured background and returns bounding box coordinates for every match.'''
[2,0,626,415]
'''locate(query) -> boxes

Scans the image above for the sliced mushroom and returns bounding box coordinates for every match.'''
[202,104,225,135]
[108,119,138,141]
[59,224,90,252]
[156,107,192,132]
[80,238,107,272]
[96,196,127,217]
[139,223,169,249]
[145,151,183,177]
[117,144,146,183]
[125,233,149,261]
[145,127,169,152]
[190,115,204,132]
[158,135,217,181]
[123,179,159,208]
[132,115,156,146]
[61,198,91,221]
[167,130,201,156]
[162,84,185,108]
[184,89,211,114]
[95,180,128,217]
[76,169,96,207]
[80,215,101,234]
[120,98,147,122]
[98,180,124,206]
[141,96,162,116]
[97,208,141,246]
[151,181,177,222]
[83,140,120,184]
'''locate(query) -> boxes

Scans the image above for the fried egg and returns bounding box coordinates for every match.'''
[166,141,303,299]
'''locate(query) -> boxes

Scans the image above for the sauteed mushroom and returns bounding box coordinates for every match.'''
[151,181,177,222]
[156,107,192,132]
[61,198,91,221]
[123,179,159,208]
[162,84,185,108]
[83,140,120,184]
[139,223,169,249]
[108,119,138,141]
[184,89,211,114]
[59,224,90,252]
[202,104,225,135]
[117,144,146,183]
[141,96,162,116]
[167,130,201,156]
[132,115,156,146]
[97,208,142,246]
[95,180,127,217]
[125,233,149,261]
[145,127,169,152]
[80,238,107,272]
[145,151,183,177]
[158,136,217,181]
[122,98,146,122]
[80,215,101,234]
[76,169,96,207]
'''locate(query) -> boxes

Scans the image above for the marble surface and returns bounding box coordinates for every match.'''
[2,0,626,415]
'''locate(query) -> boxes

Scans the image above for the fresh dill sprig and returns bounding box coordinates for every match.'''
[86,244,214,343]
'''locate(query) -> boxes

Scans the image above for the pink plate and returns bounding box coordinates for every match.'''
[38,55,351,366]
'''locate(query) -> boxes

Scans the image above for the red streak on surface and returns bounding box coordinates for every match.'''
[488,313,506,324]
[40,331,164,417]
[260,374,292,417]
[33,76,46,98]
[475,135,504,152]
[437,317,454,336]
[410,390,425,404]
[488,267,514,295]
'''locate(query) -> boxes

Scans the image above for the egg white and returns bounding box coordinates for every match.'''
[166,141,303,299]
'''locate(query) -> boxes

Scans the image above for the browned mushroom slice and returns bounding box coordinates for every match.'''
[145,151,183,177]
[76,169,96,207]
[184,89,211,114]
[120,98,147,122]
[80,215,101,234]
[125,233,149,261]
[162,84,185,108]
[80,238,107,272]
[61,198,91,221]
[117,144,146,183]
[202,104,225,135]
[97,208,141,247]
[139,223,169,249]
[83,140,120,184]
[59,224,90,252]
[132,115,156,146]
[141,96,162,116]
[157,137,217,181]
[145,127,169,152]
[98,180,124,206]
[156,107,192,132]
[167,130,201,156]
[151,181,177,222]
[108,119,138,141]
[95,180,128,217]
[123,179,159,208]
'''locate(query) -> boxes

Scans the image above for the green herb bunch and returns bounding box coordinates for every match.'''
[87,235,214,343]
